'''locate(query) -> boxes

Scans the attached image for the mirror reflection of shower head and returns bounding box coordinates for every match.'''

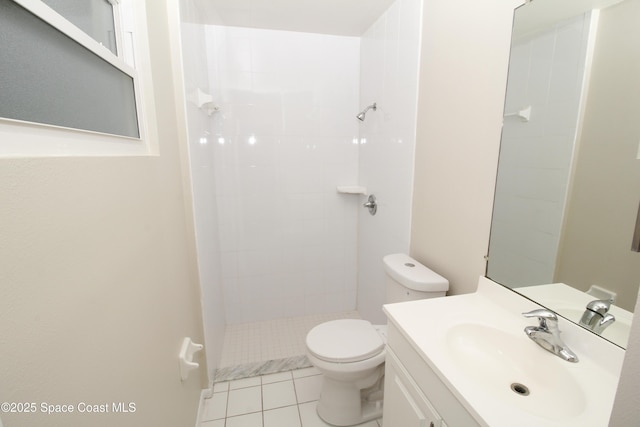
[356,102,377,121]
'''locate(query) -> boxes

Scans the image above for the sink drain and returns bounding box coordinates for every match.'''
[510,383,530,396]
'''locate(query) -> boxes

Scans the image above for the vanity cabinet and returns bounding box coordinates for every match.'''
[383,323,481,427]
[384,350,444,427]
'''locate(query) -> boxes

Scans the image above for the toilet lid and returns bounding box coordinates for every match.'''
[306,319,384,363]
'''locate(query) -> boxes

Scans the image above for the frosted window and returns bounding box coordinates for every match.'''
[41,0,117,54]
[0,0,139,138]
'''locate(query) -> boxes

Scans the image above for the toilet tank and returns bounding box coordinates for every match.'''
[383,253,449,303]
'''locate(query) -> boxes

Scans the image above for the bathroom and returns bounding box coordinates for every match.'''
[180,0,421,370]
[0,0,639,426]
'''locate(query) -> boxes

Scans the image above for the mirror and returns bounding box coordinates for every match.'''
[487,0,640,348]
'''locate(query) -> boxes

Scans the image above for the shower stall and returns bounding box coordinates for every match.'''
[176,0,424,380]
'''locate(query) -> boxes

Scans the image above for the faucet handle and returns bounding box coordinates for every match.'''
[523,308,558,330]
[586,299,611,315]
[522,308,578,362]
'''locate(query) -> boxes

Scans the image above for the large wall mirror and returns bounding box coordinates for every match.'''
[487,0,640,348]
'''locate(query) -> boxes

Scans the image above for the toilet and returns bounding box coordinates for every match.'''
[305,253,448,426]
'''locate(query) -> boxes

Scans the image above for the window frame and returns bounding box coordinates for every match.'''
[0,0,158,157]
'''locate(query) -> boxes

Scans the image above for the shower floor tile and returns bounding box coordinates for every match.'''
[219,311,361,368]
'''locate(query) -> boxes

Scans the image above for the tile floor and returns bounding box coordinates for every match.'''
[199,367,382,427]
[220,311,361,367]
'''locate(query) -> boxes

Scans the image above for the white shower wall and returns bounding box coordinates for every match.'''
[178,0,227,373]
[206,26,362,323]
[357,0,424,323]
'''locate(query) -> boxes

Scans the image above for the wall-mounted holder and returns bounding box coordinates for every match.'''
[195,88,221,116]
[179,337,204,381]
[587,285,617,304]
[504,105,531,122]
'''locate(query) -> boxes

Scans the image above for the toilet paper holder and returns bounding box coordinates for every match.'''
[179,337,204,381]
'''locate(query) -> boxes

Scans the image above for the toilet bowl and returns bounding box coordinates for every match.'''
[306,319,387,426]
[305,254,448,426]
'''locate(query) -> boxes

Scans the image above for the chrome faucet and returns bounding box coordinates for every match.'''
[522,309,578,363]
[579,300,615,335]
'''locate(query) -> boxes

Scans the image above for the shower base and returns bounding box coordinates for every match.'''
[216,311,361,379]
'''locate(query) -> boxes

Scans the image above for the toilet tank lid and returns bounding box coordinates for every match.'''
[383,253,449,292]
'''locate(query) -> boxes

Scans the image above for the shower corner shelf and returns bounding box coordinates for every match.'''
[337,186,367,195]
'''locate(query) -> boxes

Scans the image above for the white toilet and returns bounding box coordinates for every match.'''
[305,253,448,426]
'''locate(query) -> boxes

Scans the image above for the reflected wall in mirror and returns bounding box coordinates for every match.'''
[487,0,640,348]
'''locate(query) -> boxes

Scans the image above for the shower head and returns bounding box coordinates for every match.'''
[356,103,377,121]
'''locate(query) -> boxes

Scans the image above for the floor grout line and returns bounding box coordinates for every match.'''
[201,371,383,427]
[204,311,380,426]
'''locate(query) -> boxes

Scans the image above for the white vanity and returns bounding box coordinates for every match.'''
[383,320,480,427]
[382,277,625,427]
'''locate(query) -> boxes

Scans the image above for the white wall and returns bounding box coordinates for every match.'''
[410,0,522,295]
[610,284,640,425]
[0,2,206,426]
[488,13,594,287]
[207,26,361,323]
[176,0,227,375]
[357,0,424,323]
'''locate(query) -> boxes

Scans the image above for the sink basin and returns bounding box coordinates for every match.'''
[383,277,625,427]
[446,323,586,419]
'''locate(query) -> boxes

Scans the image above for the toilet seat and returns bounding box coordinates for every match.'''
[306,319,384,363]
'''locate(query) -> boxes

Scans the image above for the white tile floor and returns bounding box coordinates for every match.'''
[220,311,361,367]
[200,367,382,427]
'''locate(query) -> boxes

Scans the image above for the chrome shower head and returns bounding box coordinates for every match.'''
[356,102,377,121]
